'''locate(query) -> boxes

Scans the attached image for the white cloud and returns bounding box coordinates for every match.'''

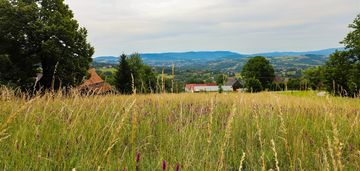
[65,0,360,56]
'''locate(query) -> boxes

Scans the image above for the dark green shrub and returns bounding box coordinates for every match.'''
[245,78,263,92]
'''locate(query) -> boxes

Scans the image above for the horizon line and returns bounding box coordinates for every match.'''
[93,47,344,57]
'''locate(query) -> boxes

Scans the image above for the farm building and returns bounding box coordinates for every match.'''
[185,83,233,93]
[79,68,113,94]
[224,77,244,91]
[185,77,244,93]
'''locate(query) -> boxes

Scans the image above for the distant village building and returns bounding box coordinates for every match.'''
[185,83,214,93]
[185,77,244,93]
[224,77,243,91]
[79,68,113,94]
[185,85,226,93]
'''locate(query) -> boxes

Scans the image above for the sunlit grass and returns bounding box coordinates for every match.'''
[0,89,359,170]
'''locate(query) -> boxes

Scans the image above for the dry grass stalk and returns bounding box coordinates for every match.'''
[105,99,136,156]
[326,100,343,171]
[130,104,138,146]
[207,98,214,145]
[171,64,175,94]
[0,97,38,132]
[205,98,215,167]
[271,139,280,171]
[254,107,266,171]
[330,113,344,171]
[327,136,337,170]
[161,67,165,93]
[297,158,303,171]
[239,152,246,171]
[131,73,136,95]
[218,103,237,171]
[277,106,292,170]
[322,148,330,171]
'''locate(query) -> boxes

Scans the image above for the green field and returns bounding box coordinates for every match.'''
[98,67,117,73]
[0,89,359,170]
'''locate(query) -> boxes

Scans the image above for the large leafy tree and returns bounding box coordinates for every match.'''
[38,0,94,90]
[324,51,353,95]
[342,14,360,57]
[344,14,360,95]
[142,65,157,93]
[215,74,227,85]
[0,0,94,90]
[324,14,360,96]
[127,53,145,92]
[241,56,275,89]
[0,0,42,88]
[303,66,325,90]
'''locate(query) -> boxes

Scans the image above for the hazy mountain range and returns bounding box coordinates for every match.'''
[94,48,342,63]
[93,48,344,72]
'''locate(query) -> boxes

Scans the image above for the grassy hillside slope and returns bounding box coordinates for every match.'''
[0,90,359,170]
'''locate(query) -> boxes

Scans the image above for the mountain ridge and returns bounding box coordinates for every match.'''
[93,48,344,73]
[94,48,344,64]
[251,48,345,57]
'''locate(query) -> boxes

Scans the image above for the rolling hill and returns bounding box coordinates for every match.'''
[93,48,343,71]
[251,48,344,57]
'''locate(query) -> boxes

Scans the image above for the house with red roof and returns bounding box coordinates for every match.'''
[79,68,113,94]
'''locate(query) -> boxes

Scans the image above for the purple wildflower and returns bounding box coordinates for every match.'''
[162,160,166,170]
[136,152,141,171]
[176,163,180,171]
[136,152,141,163]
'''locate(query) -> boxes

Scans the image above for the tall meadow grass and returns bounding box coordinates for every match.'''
[0,88,359,170]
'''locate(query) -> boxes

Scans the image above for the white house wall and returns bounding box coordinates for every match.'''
[193,86,233,92]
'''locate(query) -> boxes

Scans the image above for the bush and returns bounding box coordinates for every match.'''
[245,78,263,92]
[218,85,223,93]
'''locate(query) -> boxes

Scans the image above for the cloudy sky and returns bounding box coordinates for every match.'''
[64,0,360,57]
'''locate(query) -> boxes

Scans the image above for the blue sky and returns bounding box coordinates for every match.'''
[65,0,360,57]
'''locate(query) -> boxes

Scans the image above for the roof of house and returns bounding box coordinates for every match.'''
[88,83,113,93]
[274,75,282,83]
[79,68,113,93]
[225,77,245,87]
[224,77,238,86]
[80,68,104,88]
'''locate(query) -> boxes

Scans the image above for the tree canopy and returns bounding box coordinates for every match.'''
[245,78,262,93]
[0,0,94,90]
[115,54,132,94]
[114,54,157,94]
[303,66,325,90]
[241,56,275,89]
[323,14,360,96]
[215,74,227,86]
